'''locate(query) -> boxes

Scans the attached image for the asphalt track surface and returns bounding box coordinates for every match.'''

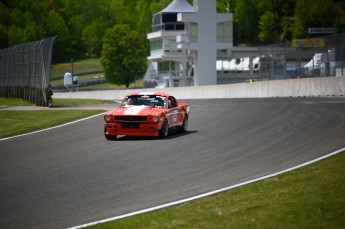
[1,97,345,228]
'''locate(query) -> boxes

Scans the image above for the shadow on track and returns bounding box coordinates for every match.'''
[114,130,199,141]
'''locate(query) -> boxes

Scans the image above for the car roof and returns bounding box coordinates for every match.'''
[126,92,172,97]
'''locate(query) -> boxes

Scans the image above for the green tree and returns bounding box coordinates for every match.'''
[217,0,236,13]
[291,0,342,38]
[257,0,295,41]
[309,0,337,27]
[136,0,152,35]
[0,25,8,48]
[44,10,72,62]
[101,24,147,88]
[7,8,38,44]
[0,2,9,25]
[82,19,108,57]
[258,11,278,44]
[7,25,25,45]
[68,15,85,51]
[233,0,259,45]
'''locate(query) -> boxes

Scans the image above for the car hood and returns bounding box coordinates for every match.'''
[105,106,163,116]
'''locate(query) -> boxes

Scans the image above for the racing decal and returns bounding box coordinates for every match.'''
[139,92,154,95]
[124,106,146,115]
[173,114,177,122]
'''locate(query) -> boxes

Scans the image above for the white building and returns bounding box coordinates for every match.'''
[144,0,259,88]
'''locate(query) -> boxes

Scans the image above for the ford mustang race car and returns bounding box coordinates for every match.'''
[104,92,189,140]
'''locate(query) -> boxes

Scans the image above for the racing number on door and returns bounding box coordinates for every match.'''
[173,113,177,122]
[168,110,178,126]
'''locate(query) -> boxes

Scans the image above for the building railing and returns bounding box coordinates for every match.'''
[163,44,184,56]
[152,23,185,32]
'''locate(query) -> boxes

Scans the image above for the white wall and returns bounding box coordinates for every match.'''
[54,77,345,101]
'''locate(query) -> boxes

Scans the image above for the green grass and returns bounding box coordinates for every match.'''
[81,78,144,89]
[52,98,115,106]
[0,97,114,138]
[0,110,104,138]
[50,58,144,89]
[0,97,33,107]
[51,58,102,77]
[0,97,115,107]
[89,151,345,229]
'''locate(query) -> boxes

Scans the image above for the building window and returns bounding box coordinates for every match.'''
[158,61,176,76]
[217,21,232,43]
[185,22,198,43]
[173,79,179,87]
[189,23,198,43]
[150,39,163,51]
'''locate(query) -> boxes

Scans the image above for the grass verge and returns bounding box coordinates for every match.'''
[0,97,33,107]
[51,58,102,77]
[52,98,115,106]
[0,97,113,139]
[0,98,115,107]
[0,110,104,139]
[89,151,345,229]
[50,58,144,88]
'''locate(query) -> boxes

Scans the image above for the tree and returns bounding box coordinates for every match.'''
[217,0,236,13]
[136,0,152,35]
[101,24,147,88]
[233,0,259,45]
[258,11,278,44]
[44,10,72,62]
[292,0,340,38]
[82,19,107,57]
[257,0,295,41]
[0,25,8,48]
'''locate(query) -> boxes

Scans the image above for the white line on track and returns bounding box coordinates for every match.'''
[0,113,104,141]
[68,147,345,229]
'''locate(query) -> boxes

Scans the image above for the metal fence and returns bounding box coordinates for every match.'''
[258,33,345,80]
[0,37,56,106]
[218,33,345,84]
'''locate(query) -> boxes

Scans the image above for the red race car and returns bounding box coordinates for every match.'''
[104,92,189,140]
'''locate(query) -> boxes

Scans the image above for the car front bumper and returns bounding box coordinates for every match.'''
[105,122,163,137]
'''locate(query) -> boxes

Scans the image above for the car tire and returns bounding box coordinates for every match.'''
[159,119,169,138]
[180,116,188,132]
[104,127,117,141]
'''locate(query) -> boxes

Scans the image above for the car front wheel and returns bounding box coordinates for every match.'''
[159,119,169,138]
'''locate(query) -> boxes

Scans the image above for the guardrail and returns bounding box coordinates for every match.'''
[54,77,345,100]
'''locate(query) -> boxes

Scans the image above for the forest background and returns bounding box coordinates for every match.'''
[0,0,344,64]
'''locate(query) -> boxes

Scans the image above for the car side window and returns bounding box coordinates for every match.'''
[155,97,164,107]
[168,97,177,108]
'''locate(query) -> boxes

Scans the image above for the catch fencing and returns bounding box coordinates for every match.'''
[258,33,345,80]
[216,33,345,84]
[0,37,56,106]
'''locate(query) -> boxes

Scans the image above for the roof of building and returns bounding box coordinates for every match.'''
[161,0,194,13]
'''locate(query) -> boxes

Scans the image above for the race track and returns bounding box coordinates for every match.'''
[1,97,345,228]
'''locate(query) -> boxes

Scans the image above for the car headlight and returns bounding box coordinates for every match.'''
[152,116,159,122]
[105,115,112,121]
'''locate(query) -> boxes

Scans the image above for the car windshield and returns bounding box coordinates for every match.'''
[122,95,166,108]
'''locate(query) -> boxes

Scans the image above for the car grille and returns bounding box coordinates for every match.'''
[122,122,140,129]
[114,116,147,122]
